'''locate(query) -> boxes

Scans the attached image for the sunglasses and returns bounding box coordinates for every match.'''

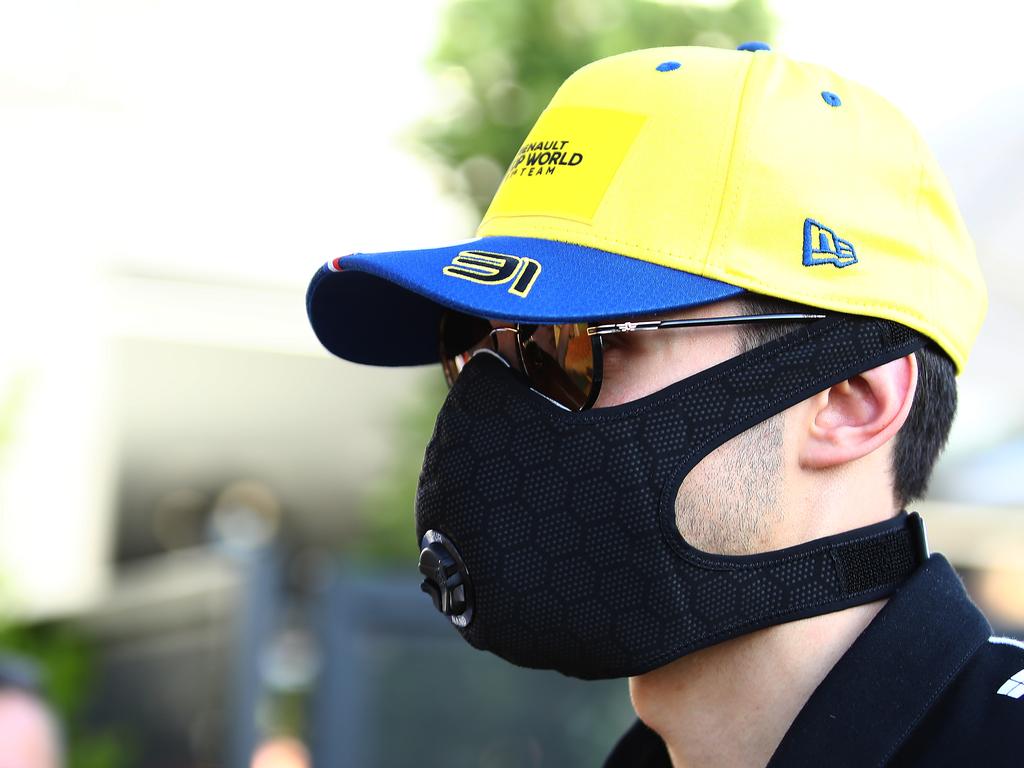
[439,309,827,411]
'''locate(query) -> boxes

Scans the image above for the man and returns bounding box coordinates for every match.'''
[307,44,1022,765]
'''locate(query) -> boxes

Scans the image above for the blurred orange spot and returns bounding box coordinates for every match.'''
[251,736,310,768]
[979,568,1024,626]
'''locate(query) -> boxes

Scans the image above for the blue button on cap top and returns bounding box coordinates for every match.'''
[821,90,842,107]
[737,41,771,52]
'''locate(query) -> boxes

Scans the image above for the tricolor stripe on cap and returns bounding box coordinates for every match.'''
[307,236,743,366]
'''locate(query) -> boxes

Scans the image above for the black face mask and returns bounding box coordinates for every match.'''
[415,316,930,680]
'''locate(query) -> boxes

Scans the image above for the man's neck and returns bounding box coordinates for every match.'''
[628,599,886,768]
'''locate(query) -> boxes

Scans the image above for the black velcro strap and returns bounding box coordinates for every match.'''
[832,512,928,595]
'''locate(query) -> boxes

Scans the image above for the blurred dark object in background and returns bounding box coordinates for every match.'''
[311,572,633,767]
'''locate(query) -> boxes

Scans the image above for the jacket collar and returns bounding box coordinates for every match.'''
[768,553,991,767]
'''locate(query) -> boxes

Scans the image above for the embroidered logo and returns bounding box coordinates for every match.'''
[505,139,584,179]
[485,106,645,225]
[803,219,857,268]
[443,251,541,298]
[997,668,1024,699]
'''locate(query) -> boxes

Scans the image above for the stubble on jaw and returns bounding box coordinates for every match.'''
[673,409,787,556]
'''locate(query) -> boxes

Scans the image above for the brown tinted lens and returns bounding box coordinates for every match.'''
[520,323,594,410]
[439,310,495,387]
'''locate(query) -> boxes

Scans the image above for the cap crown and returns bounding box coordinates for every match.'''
[477,46,986,371]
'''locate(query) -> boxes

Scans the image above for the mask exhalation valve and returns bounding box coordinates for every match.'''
[418,530,474,627]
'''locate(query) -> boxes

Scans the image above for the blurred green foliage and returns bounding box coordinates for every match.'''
[420,0,775,215]
[353,0,774,563]
[0,622,135,767]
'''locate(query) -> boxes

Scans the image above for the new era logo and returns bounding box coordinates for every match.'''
[803,219,857,268]
[997,669,1024,699]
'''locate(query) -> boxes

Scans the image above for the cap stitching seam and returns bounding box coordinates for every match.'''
[704,53,757,274]
[912,130,931,296]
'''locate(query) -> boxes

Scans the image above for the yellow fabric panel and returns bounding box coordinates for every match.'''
[484,106,646,225]
[477,46,986,371]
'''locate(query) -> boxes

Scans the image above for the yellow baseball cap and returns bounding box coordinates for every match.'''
[307,43,986,371]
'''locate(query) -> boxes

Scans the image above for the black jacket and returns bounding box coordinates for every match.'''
[605,554,1024,767]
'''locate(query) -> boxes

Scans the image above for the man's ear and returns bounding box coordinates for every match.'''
[799,353,918,469]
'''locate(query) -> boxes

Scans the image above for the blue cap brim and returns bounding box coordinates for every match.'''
[306,236,744,366]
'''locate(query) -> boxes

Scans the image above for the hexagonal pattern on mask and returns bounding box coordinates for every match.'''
[415,317,924,679]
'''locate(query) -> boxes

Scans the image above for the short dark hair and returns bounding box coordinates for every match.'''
[734,294,957,508]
